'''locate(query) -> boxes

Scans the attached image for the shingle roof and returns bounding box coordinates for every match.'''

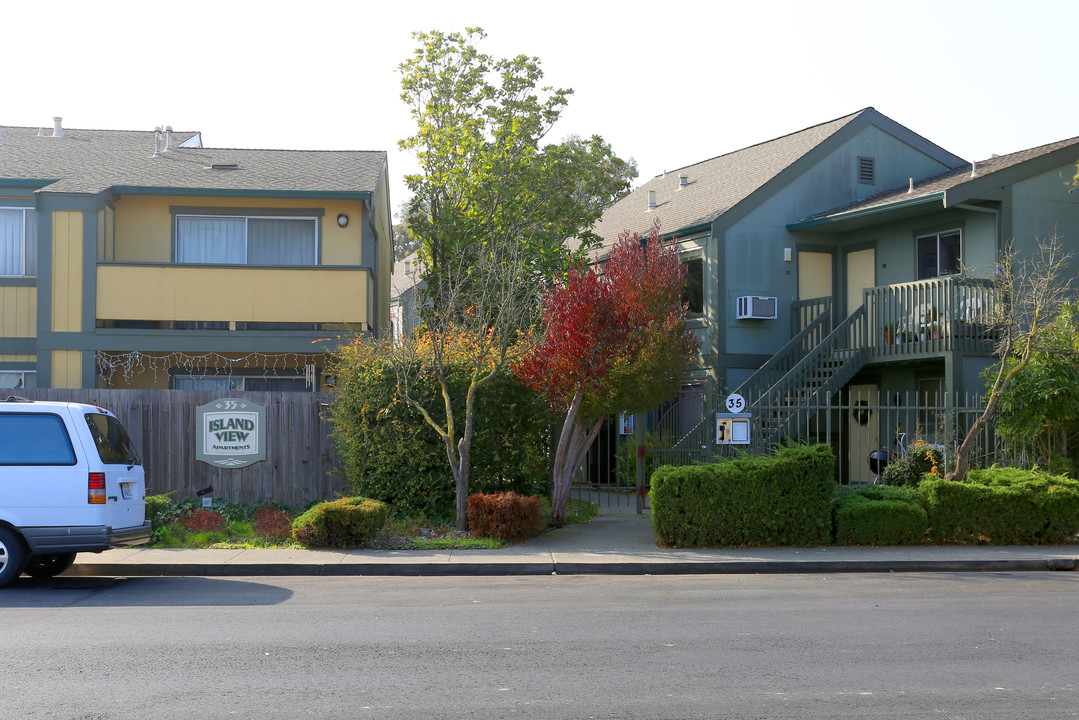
[0,125,387,196]
[799,134,1079,223]
[587,109,870,249]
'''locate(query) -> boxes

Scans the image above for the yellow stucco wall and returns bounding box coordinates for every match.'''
[112,195,366,265]
[96,265,369,323]
[51,211,83,333]
[51,350,82,388]
[0,286,37,336]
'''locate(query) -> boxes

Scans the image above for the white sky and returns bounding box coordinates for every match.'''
[5,0,1078,215]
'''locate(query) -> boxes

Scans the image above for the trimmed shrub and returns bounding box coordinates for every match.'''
[253,505,294,543]
[880,441,942,487]
[922,469,1079,544]
[330,341,554,518]
[291,497,389,548]
[145,494,176,542]
[177,508,226,533]
[650,443,834,547]
[466,492,542,542]
[833,485,928,545]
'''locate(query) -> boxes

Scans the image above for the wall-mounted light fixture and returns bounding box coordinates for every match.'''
[784,248,792,262]
[337,213,349,228]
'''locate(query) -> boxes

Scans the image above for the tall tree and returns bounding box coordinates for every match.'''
[949,234,1074,482]
[515,222,698,523]
[398,28,633,289]
[387,28,634,530]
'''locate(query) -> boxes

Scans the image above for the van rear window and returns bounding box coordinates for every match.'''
[84,413,141,465]
[0,414,77,465]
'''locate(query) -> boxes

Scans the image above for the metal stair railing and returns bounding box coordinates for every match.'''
[749,305,869,449]
[734,305,833,407]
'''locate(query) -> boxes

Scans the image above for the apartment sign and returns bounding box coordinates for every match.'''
[196,398,267,468]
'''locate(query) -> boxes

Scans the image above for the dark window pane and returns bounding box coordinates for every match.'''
[682,258,704,314]
[0,414,77,465]
[244,377,308,392]
[917,235,938,280]
[939,232,961,275]
[85,413,140,465]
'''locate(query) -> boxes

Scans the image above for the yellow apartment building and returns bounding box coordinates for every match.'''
[0,118,391,391]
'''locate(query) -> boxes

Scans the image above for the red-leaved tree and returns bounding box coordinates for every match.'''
[515,222,698,523]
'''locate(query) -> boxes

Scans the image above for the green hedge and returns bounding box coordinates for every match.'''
[833,485,928,545]
[650,443,834,547]
[922,469,1079,545]
[291,497,389,548]
[330,342,553,518]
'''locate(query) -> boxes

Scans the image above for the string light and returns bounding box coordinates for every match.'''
[96,350,328,385]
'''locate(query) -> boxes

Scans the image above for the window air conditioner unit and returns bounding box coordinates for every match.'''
[736,295,778,320]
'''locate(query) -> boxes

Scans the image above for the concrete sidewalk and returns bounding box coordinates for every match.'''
[68,503,1079,578]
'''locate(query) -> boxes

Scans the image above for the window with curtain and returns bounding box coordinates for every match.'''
[916,230,961,279]
[175,215,317,265]
[0,208,37,276]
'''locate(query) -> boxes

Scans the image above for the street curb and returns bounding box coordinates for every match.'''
[64,557,1077,578]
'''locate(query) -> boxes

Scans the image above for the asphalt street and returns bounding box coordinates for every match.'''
[3,573,1077,719]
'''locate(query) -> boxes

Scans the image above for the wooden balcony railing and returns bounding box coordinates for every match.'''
[862,276,997,358]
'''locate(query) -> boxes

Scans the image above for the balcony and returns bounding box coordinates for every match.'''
[96,263,369,325]
[862,276,997,359]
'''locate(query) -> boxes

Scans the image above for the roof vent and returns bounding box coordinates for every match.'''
[647,190,657,211]
[678,173,689,189]
[37,128,45,137]
[971,161,978,177]
[52,117,64,138]
[908,177,914,194]
[151,126,163,158]
[209,162,241,171]
[164,126,175,152]
[857,156,875,185]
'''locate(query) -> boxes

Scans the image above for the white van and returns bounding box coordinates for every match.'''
[0,397,151,587]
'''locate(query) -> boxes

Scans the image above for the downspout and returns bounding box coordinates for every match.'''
[365,196,380,337]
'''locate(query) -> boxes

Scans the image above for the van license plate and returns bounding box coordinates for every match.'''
[121,483,133,500]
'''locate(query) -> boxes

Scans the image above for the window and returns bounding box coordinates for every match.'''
[175,215,317,265]
[0,370,36,390]
[0,414,76,465]
[682,257,704,314]
[171,371,312,392]
[916,230,961,279]
[85,413,141,465]
[0,208,37,276]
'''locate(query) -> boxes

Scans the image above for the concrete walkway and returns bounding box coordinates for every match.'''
[68,501,1079,577]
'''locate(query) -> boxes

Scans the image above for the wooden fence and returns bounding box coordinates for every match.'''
[16,389,344,505]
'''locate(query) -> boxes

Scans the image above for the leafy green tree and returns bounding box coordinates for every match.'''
[398,27,634,289]
[993,303,1079,475]
[392,199,423,262]
[386,28,634,530]
[950,234,1074,482]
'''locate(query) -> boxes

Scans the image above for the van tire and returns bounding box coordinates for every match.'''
[0,527,29,588]
[23,552,78,579]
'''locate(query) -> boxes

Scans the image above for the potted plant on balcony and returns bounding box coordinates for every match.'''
[883,323,896,344]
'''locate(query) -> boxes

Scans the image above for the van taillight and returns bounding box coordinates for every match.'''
[89,472,106,504]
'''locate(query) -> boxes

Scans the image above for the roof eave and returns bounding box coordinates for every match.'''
[786,192,945,232]
[106,186,374,200]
